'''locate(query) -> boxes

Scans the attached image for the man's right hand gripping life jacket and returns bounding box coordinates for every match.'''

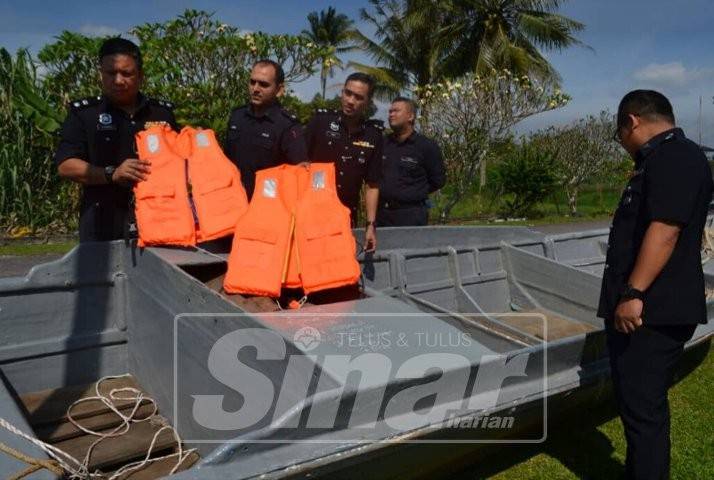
[223,163,360,297]
[134,125,249,247]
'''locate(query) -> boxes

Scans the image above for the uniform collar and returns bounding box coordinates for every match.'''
[338,112,366,133]
[390,129,417,144]
[247,102,281,122]
[635,127,683,164]
[100,92,149,115]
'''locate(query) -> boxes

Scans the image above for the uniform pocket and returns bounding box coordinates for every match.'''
[235,228,279,268]
[253,135,274,150]
[197,175,243,236]
[617,174,644,217]
[398,157,422,185]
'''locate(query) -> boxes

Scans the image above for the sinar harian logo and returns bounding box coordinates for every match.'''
[293,326,321,351]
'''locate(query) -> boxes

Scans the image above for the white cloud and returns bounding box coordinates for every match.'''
[78,24,122,37]
[632,62,714,91]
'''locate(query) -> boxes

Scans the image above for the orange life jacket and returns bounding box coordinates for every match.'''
[134,125,248,247]
[182,127,249,242]
[223,163,360,297]
[135,125,195,247]
[294,164,360,294]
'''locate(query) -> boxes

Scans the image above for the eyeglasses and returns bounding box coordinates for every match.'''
[612,114,639,144]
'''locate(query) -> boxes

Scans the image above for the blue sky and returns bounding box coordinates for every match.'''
[2,0,714,144]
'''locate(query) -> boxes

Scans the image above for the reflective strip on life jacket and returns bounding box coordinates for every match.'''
[224,165,294,297]
[294,163,360,294]
[134,125,195,247]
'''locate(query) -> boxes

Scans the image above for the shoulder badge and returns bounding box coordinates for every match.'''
[366,119,385,131]
[280,108,299,123]
[69,96,101,110]
[150,98,174,109]
[315,108,336,115]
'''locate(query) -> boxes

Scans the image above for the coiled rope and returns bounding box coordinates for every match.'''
[0,374,196,479]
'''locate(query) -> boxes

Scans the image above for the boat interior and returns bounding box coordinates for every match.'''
[1,225,712,478]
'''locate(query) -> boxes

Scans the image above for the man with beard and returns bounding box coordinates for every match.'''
[224,59,307,199]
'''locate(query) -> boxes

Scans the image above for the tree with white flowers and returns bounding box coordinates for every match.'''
[529,111,623,215]
[417,70,569,222]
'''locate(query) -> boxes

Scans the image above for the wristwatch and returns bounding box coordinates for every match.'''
[619,283,645,301]
[104,166,116,184]
[365,221,376,229]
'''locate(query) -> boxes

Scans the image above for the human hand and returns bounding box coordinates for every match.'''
[113,158,151,186]
[614,298,643,333]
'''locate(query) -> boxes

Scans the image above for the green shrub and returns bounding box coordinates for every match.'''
[492,145,557,218]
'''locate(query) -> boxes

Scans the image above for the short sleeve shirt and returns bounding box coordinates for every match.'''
[54,93,177,241]
[597,128,713,325]
[305,109,384,216]
[380,131,446,203]
[224,103,306,199]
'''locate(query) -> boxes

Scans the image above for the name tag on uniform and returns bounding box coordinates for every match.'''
[400,156,418,165]
[143,121,169,129]
[326,130,341,139]
[353,140,374,148]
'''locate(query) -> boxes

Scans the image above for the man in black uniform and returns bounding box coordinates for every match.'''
[598,90,712,479]
[305,72,382,252]
[55,38,177,242]
[378,97,445,227]
[224,59,307,199]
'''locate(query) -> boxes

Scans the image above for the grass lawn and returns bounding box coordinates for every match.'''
[0,241,76,256]
[439,186,622,225]
[455,343,713,479]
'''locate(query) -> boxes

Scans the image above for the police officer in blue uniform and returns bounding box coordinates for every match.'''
[598,90,712,479]
[378,97,445,227]
[224,60,307,199]
[55,38,177,242]
[305,72,383,252]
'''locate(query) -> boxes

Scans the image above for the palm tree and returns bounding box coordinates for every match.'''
[302,7,357,99]
[434,0,586,83]
[348,0,448,99]
[349,0,585,96]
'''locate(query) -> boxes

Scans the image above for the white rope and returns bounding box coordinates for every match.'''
[0,416,90,477]
[0,374,196,479]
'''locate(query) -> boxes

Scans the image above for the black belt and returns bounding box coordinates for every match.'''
[379,199,426,210]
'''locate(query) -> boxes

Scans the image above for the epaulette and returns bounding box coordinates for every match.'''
[280,108,299,122]
[69,96,102,110]
[315,108,337,115]
[149,98,174,109]
[365,118,385,131]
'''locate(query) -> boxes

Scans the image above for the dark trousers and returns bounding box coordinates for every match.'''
[376,205,428,227]
[606,322,696,480]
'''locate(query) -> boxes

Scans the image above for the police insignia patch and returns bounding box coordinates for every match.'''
[143,121,168,128]
[98,113,112,125]
[330,121,339,132]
